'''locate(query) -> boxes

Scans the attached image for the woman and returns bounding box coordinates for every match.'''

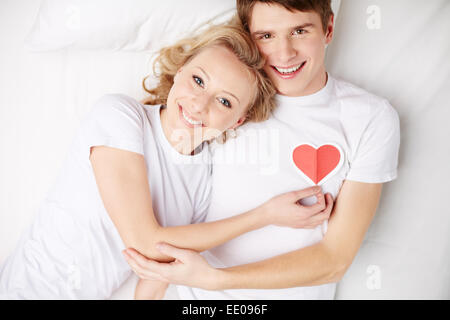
[0,22,331,299]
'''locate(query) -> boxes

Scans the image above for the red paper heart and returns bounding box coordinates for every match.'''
[292,144,341,185]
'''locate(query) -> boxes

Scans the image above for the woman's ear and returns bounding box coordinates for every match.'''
[230,115,247,130]
[174,68,183,82]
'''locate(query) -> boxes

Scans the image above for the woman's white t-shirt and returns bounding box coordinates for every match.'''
[0,94,212,299]
[177,74,400,300]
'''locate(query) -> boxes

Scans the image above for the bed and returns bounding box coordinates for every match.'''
[0,0,449,299]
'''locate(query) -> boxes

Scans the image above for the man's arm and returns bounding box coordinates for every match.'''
[214,180,382,289]
[123,180,382,289]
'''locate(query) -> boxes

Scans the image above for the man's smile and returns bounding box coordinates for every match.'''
[271,61,306,79]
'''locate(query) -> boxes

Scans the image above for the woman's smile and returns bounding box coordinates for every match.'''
[178,104,205,128]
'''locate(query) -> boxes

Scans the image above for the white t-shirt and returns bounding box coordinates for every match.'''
[177,74,400,300]
[0,94,211,299]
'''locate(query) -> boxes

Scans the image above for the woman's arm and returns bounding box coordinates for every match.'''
[134,279,168,300]
[90,146,329,263]
[123,180,382,289]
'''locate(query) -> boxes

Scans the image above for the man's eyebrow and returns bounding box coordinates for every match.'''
[292,23,315,30]
[195,67,240,104]
[251,23,315,35]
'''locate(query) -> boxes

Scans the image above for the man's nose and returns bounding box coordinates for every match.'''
[276,38,297,63]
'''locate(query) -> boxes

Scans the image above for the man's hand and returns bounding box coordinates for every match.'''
[123,243,219,290]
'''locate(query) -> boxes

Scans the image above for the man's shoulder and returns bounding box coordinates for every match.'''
[332,77,385,103]
[330,76,399,127]
[330,76,393,115]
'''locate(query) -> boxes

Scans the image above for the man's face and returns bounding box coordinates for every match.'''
[249,2,333,97]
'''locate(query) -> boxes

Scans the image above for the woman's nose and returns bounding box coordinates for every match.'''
[191,94,210,113]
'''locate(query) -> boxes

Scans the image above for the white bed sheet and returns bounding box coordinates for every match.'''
[326,0,450,299]
[0,0,156,300]
[1,0,449,300]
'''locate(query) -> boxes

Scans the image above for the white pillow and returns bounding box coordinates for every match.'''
[25,0,236,52]
[25,0,341,52]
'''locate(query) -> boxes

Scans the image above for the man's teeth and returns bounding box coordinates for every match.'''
[182,109,202,125]
[274,63,304,74]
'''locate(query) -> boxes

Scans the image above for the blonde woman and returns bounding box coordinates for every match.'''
[0,22,332,299]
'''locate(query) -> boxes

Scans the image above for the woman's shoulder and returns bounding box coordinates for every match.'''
[92,94,145,115]
[88,94,162,129]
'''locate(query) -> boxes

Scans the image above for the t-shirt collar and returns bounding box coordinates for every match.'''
[274,73,334,106]
[154,104,209,162]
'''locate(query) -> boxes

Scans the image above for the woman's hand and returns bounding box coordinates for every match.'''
[260,186,334,229]
[123,244,220,291]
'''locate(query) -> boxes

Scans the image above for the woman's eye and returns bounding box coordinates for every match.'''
[193,75,204,87]
[259,33,271,40]
[218,98,231,108]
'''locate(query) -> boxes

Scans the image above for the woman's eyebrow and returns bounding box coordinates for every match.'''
[223,90,240,104]
[195,66,240,104]
[196,67,210,81]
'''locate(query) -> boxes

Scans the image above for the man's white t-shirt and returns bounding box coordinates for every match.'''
[177,74,400,300]
[0,94,211,299]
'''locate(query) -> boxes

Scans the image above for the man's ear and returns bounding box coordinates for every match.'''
[325,14,334,45]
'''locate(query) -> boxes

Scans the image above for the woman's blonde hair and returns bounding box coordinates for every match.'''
[142,17,276,126]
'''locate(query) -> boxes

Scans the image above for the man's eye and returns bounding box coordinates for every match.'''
[293,29,306,35]
[218,98,231,108]
[193,75,204,87]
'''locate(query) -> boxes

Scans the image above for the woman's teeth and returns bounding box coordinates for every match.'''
[274,62,304,74]
[182,109,202,126]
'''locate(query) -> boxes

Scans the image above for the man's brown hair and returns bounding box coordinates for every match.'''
[236,0,333,33]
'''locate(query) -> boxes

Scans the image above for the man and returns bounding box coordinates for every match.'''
[124,0,400,299]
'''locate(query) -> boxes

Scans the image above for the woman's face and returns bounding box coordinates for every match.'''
[164,45,256,149]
